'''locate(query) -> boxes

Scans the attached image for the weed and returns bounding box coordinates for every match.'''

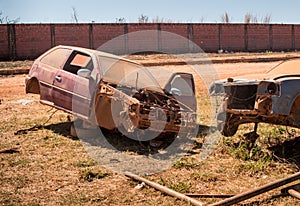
[222,134,273,162]
[191,171,218,182]
[79,168,109,182]
[76,159,96,167]
[8,159,30,167]
[173,158,200,169]
[158,178,191,193]
[238,158,272,175]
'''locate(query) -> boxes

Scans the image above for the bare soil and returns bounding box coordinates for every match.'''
[0,53,300,205]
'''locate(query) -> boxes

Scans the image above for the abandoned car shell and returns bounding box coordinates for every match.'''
[210,59,300,137]
[25,45,197,138]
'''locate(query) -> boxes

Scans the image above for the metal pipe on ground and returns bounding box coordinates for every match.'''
[210,171,300,206]
[124,171,204,206]
[185,194,234,198]
[288,189,300,200]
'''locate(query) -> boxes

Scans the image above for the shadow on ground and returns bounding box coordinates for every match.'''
[43,122,79,140]
[269,136,300,167]
[16,121,212,157]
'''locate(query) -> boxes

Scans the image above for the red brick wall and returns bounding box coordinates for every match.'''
[93,24,124,52]
[193,24,219,52]
[54,24,89,48]
[160,24,189,53]
[0,25,8,60]
[294,25,300,50]
[247,24,270,51]
[221,24,245,51]
[1,23,299,60]
[272,25,293,51]
[127,24,158,53]
[15,24,51,59]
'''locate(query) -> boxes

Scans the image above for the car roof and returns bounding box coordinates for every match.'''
[54,45,141,66]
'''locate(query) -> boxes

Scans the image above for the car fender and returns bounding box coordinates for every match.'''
[272,79,300,115]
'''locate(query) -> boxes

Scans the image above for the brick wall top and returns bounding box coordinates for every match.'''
[1,23,299,60]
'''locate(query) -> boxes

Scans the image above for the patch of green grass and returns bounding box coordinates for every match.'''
[79,168,109,182]
[76,159,96,167]
[237,158,272,175]
[222,133,273,162]
[190,171,218,182]
[8,158,30,167]
[158,178,191,193]
[173,158,200,169]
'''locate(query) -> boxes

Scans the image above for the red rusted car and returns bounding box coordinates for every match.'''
[25,45,197,139]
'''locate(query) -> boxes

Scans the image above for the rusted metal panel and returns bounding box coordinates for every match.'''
[210,59,300,136]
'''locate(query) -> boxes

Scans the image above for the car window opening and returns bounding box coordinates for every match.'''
[63,52,93,75]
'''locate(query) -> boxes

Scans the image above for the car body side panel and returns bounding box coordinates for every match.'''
[52,69,93,118]
[272,79,300,115]
[36,63,59,103]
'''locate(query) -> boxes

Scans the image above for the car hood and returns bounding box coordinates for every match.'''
[97,54,164,94]
[210,59,300,95]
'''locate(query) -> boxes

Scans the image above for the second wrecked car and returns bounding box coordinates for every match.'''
[25,45,197,139]
[210,59,300,137]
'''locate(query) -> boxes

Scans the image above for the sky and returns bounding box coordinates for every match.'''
[1,0,300,24]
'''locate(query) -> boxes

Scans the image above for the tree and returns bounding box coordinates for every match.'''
[115,17,126,23]
[244,13,252,24]
[221,12,230,23]
[0,11,20,24]
[138,14,149,23]
[262,14,271,24]
[71,6,79,23]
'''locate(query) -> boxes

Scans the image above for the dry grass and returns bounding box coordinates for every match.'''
[0,60,33,70]
[1,56,300,205]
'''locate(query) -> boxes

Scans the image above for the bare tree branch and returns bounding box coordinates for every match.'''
[244,13,251,24]
[115,17,126,23]
[0,11,20,24]
[71,7,79,23]
[262,14,271,24]
[138,14,148,23]
[221,12,230,23]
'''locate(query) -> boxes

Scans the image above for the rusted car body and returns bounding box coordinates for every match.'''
[25,45,197,138]
[210,59,300,137]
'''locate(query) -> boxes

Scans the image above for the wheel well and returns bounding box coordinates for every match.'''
[26,78,40,94]
[290,95,300,121]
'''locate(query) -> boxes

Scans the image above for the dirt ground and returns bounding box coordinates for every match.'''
[1,53,300,205]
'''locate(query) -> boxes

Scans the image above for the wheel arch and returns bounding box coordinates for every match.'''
[290,94,300,120]
[26,77,40,94]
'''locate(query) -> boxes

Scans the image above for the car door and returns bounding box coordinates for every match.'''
[52,51,95,118]
[37,48,72,104]
[166,73,197,111]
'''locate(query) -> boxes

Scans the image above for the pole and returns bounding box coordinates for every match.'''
[124,171,204,206]
[210,171,300,206]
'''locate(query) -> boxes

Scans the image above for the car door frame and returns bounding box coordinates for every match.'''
[165,72,197,111]
[37,47,73,106]
[52,50,97,120]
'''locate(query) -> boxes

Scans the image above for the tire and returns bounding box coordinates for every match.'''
[70,119,98,138]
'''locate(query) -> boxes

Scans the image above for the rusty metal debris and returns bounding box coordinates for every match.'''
[210,59,300,137]
[287,189,300,200]
[124,171,204,206]
[185,194,235,199]
[125,171,300,206]
[210,171,300,206]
